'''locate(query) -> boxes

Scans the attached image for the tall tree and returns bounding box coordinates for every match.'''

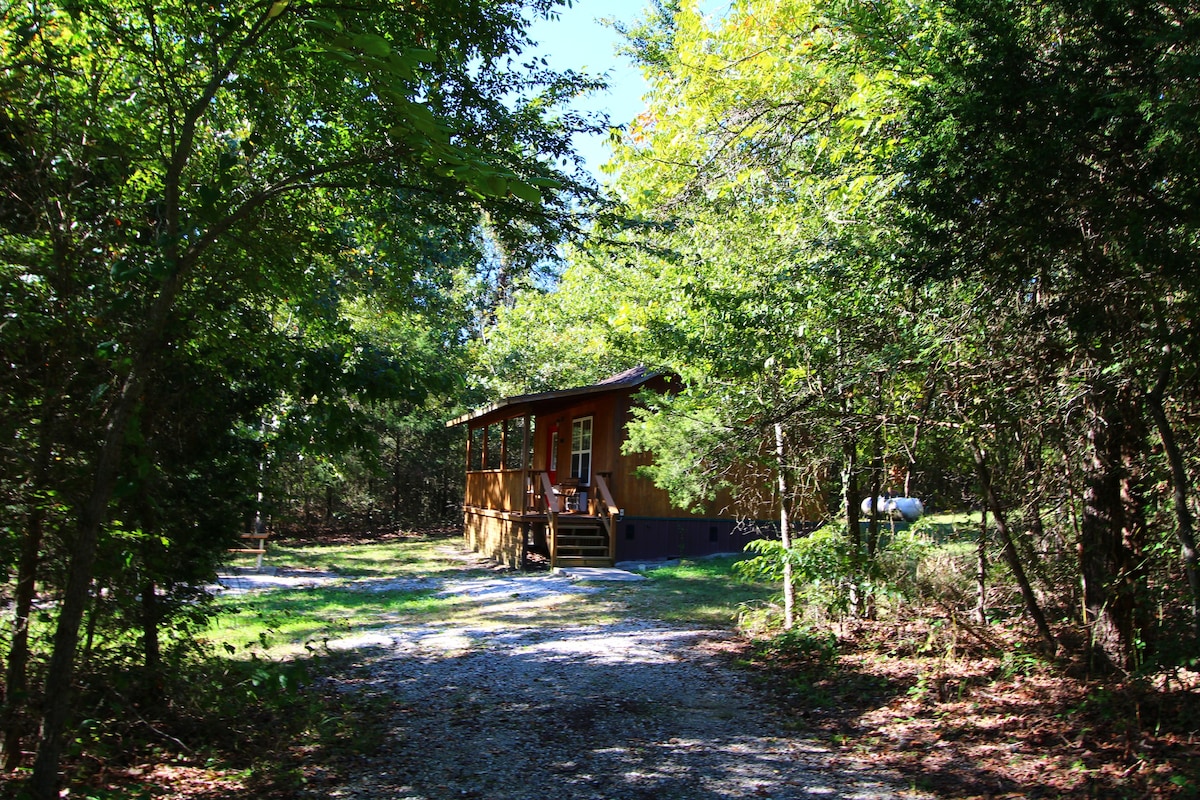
[592,0,924,610]
[0,0,599,792]
[891,0,1200,670]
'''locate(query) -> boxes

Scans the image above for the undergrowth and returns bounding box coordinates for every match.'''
[0,644,388,799]
[738,613,1200,798]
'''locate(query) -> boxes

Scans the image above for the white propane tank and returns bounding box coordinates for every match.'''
[860,496,924,522]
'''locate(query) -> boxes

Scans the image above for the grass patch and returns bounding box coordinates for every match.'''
[206,586,446,657]
[227,535,491,580]
[211,534,488,658]
[614,555,776,627]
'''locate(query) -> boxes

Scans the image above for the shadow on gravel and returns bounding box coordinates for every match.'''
[303,620,928,800]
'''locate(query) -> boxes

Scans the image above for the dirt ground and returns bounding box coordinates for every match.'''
[739,616,1200,799]
[285,565,930,799]
[79,538,1200,799]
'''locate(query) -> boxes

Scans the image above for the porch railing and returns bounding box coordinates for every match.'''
[465,469,526,512]
[594,472,619,560]
[539,471,559,565]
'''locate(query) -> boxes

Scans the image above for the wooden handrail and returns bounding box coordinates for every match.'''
[594,473,618,561]
[540,471,560,565]
[594,473,619,517]
[540,470,560,514]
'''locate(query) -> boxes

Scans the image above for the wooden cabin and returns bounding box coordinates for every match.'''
[447,367,779,569]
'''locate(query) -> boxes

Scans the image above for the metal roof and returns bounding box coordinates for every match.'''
[445,366,657,427]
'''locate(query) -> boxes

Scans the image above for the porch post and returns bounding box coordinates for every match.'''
[500,418,507,470]
[521,414,531,512]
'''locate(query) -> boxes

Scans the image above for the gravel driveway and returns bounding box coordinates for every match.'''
[287,568,926,800]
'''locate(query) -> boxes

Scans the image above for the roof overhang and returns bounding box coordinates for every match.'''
[446,367,659,428]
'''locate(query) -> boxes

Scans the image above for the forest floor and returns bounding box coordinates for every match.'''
[742,618,1200,798]
[66,529,1200,799]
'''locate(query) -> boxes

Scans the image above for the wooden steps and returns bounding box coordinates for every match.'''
[552,517,612,567]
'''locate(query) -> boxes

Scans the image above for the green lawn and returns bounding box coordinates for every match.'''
[210,538,776,658]
[611,555,778,627]
[210,536,490,657]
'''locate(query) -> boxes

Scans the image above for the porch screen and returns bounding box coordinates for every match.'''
[485,422,503,470]
[570,416,592,483]
[468,426,484,471]
[504,417,528,470]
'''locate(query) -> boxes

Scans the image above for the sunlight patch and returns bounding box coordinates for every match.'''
[517,627,701,664]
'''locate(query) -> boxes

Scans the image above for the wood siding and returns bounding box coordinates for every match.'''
[531,393,623,487]
[462,378,798,525]
[463,509,525,569]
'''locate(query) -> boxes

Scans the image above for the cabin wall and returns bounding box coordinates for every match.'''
[463,508,524,569]
[457,373,827,565]
[608,447,707,519]
[532,392,624,486]
[612,517,765,563]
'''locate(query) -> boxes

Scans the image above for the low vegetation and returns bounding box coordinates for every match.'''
[729,512,1200,799]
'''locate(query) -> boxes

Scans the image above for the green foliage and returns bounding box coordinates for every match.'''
[65,646,384,795]
[0,0,609,785]
[470,0,1200,674]
[737,523,959,625]
[739,527,861,617]
[623,388,745,513]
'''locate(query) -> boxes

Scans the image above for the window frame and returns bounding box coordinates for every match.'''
[570,415,593,484]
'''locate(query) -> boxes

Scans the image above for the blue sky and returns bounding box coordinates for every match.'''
[525,0,653,176]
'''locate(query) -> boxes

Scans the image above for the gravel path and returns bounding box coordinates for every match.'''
[278,569,926,800]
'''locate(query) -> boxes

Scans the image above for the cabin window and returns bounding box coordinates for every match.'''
[570,416,592,484]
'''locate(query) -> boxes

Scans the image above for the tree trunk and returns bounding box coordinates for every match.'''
[27,264,181,796]
[1079,389,1139,673]
[1,412,56,770]
[973,443,1058,655]
[843,434,861,559]
[1,507,44,771]
[976,503,988,626]
[28,373,144,797]
[774,423,795,630]
[393,432,404,520]
[142,579,161,702]
[842,433,863,617]
[867,425,883,560]
[1147,374,1200,638]
[1026,499,1058,560]
[1019,431,1052,571]
[1121,424,1151,660]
